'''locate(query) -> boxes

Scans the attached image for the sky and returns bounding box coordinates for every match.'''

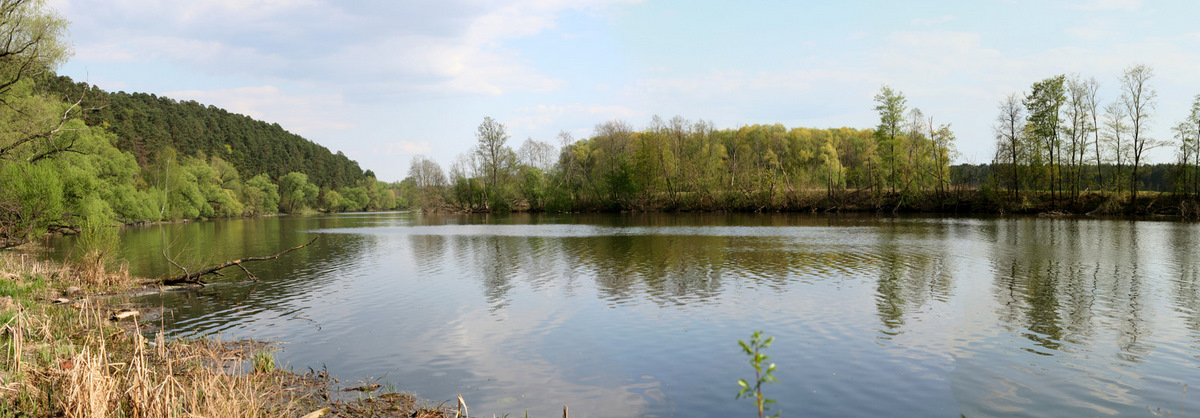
[50,0,1200,182]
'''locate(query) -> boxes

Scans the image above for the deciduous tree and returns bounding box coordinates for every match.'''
[1119,64,1158,208]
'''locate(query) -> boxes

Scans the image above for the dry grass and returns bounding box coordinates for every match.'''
[35,300,308,417]
[0,249,457,417]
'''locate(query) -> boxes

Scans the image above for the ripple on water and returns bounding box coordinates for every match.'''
[108,213,1200,416]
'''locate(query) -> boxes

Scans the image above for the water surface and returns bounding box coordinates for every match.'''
[48,212,1200,417]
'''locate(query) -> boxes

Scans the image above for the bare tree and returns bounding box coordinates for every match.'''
[993,93,1025,200]
[1189,94,1200,195]
[1118,64,1159,208]
[407,154,446,188]
[930,119,957,199]
[1102,102,1130,195]
[516,137,556,172]
[1083,77,1102,192]
[1064,74,1092,198]
[904,107,927,192]
[1173,121,1197,194]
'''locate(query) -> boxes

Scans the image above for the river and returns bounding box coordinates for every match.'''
[46,212,1200,417]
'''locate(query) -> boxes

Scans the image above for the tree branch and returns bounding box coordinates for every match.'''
[161,237,317,286]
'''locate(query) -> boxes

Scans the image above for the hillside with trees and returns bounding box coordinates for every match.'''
[36,74,366,190]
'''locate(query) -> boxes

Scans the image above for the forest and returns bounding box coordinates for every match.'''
[37,75,368,190]
[401,69,1200,216]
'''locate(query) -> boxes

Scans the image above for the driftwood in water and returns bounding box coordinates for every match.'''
[161,237,317,286]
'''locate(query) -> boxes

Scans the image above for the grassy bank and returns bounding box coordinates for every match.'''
[0,249,452,417]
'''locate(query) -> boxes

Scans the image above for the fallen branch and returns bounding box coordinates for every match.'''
[161,237,318,286]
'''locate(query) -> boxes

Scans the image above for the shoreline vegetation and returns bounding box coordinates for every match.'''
[398,74,1200,218]
[0,247,457,417]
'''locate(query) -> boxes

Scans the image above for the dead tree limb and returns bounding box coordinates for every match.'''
[162,237,317,286]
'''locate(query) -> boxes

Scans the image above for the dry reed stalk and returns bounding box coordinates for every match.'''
[61,344,117,418]
[5,309,21,375]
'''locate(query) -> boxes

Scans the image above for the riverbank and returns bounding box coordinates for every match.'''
[0,247,455,417]
[429,189,1200,219]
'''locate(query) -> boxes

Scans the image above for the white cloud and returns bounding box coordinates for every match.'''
[164,85,355,137]
[60,0,632,99]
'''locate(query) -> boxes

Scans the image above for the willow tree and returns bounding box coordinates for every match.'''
[0,0,72,248]
[0,0,69,101]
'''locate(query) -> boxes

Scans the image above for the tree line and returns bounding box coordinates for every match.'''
[989,64,1200,212]
[403,66,1199,215]
[402,102,961,213]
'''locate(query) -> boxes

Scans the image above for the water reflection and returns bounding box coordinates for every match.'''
[873,220,957,337]
[985,219,1155,357]
[39,213,1200,417]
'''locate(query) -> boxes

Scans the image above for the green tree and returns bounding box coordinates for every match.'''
[0,0,70,103]
[278,171,317,213]
[874,85,907,193]
[321,189,345,212]
[1024,75,1066,199]
[0,160,62,247]
[474,116,514,209]
[244,173,279,215]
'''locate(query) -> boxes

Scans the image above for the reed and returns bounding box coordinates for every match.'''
[0,250,458,417]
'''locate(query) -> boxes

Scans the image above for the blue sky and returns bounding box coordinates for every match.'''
[51,0,1200,181]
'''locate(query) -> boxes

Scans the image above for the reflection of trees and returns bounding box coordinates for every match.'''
[478,237,519,309]
[443,216,952,309]
[987,219,1150,358]
[409,234,446,275]
[1022,262,1063,352]
[872,221,956,337]
[124,215,377,337]
[1168,223,1200,354]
